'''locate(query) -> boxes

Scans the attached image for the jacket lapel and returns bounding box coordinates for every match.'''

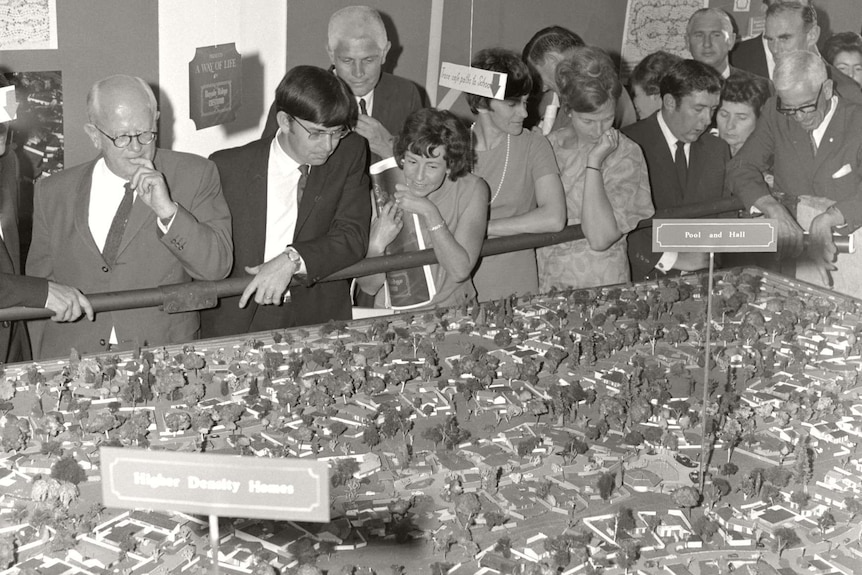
[812,99,844,174]
[646,114,684,206]
[249,143,270,263]
[74,161,105,261]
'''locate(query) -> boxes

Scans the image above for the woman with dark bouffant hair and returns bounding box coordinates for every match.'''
[537,46,653,290]
[356,108,489,309]
[468,47,566,302]
[824,31,862,87]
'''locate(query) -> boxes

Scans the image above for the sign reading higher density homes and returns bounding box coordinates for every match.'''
[101,447,329,522]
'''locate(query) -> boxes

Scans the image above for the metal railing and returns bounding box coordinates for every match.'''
[0,196,744,322]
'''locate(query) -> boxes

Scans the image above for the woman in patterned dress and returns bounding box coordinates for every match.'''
[537,47,654,290]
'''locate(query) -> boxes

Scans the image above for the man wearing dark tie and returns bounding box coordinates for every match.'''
[262,5,422,162]
[0,74,92,362]
[201,66,371,337]
[623,60,729,281]
[26,75,232,359]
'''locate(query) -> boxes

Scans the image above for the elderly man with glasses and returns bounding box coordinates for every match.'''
[727,50,862,290]
[201,65,370,338]
[26,74,232,359]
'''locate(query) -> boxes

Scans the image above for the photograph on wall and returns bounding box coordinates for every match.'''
[0,0,59,50]
[2,70,64,258]
[620,0,709,78]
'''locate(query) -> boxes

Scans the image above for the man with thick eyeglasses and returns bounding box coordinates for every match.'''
[201,65,370,338]
[728,50,862,291]
[26,74,232,359]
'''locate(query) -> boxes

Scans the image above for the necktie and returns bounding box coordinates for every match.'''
[359,98,368,116]
[102,182,134,267]
[674,140,688,192]
[296,164,309,207]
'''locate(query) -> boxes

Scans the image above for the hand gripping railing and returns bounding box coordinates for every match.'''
[0,196,743,322]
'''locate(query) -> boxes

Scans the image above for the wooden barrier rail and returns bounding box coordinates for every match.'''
[0,196,744,321]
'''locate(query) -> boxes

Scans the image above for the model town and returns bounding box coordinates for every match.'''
[2,268,862,575]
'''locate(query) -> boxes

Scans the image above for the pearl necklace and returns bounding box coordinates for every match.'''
[487,134,511,205]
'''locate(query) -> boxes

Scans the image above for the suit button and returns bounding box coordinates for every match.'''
[1,321,9,328]
[102,266,110,272]
[99,339,106,346]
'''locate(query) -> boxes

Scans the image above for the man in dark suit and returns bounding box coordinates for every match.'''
[755,1,862,104]
[623,60,730,282]
[0,75,92,362]
[728,50,862,286]
[262,5,422,162]
[27,75,232,359]
[687,8,740,80]
[201,66,371,338]
[730,0,775,79]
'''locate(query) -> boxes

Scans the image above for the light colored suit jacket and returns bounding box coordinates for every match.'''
[728,97,862,232]
[27,149,232,359]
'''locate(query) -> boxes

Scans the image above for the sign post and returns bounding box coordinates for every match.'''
[101,448,329,573]
[653,218,777,491]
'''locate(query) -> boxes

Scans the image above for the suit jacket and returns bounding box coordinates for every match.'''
[623,112,730,281]
[731,35,770,79]
[0,151,46,362]
[26,149,232,360]
[728,96,862,231]
[201,133,371,338]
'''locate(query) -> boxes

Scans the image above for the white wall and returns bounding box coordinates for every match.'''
[158,0,287,157]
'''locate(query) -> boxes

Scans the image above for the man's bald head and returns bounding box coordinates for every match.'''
[87,75,157,125]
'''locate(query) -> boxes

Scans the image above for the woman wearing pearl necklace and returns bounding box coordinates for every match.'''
[469,48,566,302]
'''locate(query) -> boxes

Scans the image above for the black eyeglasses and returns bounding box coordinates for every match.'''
[290,116,350,141]
[94,124,157,148]
[776,82,824,116]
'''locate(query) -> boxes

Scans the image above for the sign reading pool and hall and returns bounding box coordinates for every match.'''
[652,219,778,253]
[100,447,329,522]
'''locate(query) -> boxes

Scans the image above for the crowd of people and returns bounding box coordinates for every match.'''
[1,1,861,362]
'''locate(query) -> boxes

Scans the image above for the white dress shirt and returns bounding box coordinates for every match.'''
[265,132,302,263]
[358,91,375,116]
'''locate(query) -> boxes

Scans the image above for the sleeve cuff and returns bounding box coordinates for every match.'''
[157,203,179,233]
[655,252,678,273]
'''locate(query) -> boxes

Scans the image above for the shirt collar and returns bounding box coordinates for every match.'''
[657,109,688,154]
[271,129,301,173]
[811,95,839,145]
[357,90,375,114]
[94,157,131,191]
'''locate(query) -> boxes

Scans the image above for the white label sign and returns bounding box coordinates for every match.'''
[438,62,507,100]
[0,85,17,123]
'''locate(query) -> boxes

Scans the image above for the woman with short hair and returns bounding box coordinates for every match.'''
[537,47,654,290]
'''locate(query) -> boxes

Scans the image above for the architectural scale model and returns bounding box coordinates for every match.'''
[1,268,862,575]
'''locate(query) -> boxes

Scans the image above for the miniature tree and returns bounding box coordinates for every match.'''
[597,472,616,502]
[692,516,719,543]
[455,492,481,529]
[50,456,87,485]
[330,458,360,488]
[617,538,641,574]
[671,486,701,521]
[793,435,814,491]
[0,536,14,569]
[494,536,512,558]
[772,527,799,558]
[817,511,836,536]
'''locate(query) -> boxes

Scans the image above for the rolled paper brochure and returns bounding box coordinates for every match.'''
[369,157,438,309]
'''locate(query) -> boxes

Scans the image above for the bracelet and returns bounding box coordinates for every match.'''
[586,166,601,172]
[428,222,446,233]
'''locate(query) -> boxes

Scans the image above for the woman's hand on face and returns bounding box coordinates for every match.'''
[394,184,435,217]
[587,127,620,168]
[369,200,403,255]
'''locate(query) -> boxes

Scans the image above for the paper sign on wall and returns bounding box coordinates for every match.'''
[438,62,507,99]
[0,86,17,123]
[189,43,242,130]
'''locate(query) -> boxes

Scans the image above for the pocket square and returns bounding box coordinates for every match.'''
[832,164,852,179]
